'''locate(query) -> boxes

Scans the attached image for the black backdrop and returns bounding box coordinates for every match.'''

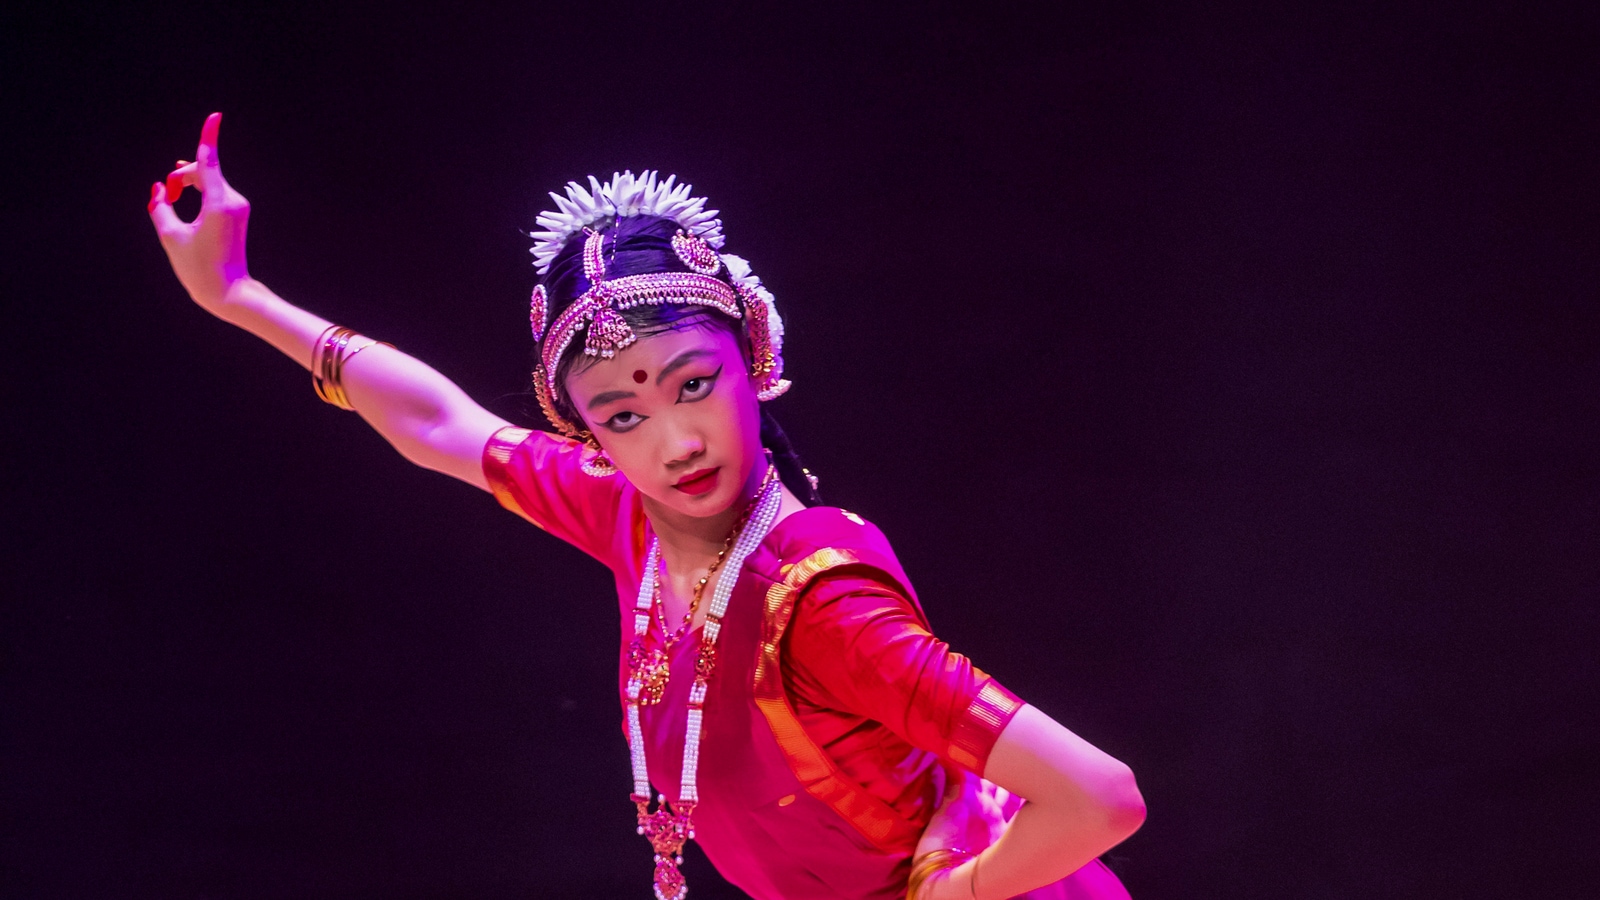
[4,3,1597,898]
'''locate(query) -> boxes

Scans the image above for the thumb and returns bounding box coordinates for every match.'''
[197,112,228,201]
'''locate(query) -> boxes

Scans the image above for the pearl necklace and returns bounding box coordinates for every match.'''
[625,466,783,900]
[634,501,751,707]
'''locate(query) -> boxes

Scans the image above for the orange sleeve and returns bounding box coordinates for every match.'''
[782,572,1025,776]
[481,426,628,567]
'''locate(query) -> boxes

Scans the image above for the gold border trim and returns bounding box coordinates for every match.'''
[482,426,537,524]
[946,679,1024,772]
[753,548,921,852]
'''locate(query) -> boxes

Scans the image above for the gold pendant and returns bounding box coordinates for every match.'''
[636,796,694,900]
[637,646,670,706]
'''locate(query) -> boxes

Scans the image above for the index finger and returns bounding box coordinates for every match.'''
[147,181,186,236]
[165,161,198,204]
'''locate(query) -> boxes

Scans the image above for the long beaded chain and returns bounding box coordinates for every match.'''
[625,466,783,900]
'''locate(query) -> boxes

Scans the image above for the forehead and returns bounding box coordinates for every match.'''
[565,325,741,395]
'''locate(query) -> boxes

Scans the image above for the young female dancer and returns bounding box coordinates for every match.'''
[147,113,1145,900]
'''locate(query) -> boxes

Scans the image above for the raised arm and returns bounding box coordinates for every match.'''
[147,113,506,488]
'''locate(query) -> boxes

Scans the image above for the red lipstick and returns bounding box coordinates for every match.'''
[673,467,720,496]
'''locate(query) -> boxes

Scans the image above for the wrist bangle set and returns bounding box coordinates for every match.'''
[907,848,979,900]
[311,325,392,410]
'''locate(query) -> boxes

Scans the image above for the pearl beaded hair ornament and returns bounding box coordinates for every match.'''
[528,171,791,439]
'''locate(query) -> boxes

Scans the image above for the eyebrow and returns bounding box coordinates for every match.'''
[586,389,636,411]
[656,348,717,385]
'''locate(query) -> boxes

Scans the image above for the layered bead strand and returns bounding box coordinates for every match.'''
[626,539,662,802]
[625,469,783,900]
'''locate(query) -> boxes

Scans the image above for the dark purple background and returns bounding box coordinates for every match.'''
[4,3,1597,898]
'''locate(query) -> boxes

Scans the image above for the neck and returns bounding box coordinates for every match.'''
[642,458,770,566]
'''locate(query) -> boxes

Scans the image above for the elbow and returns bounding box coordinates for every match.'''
[1097,763,1147,843]
[390,411,456,471]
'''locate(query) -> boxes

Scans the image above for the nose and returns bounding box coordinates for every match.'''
[662,423,706,469]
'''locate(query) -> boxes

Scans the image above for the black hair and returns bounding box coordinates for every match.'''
[534,214,823,507]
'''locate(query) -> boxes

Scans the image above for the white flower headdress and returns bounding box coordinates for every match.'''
[529,171,724,275]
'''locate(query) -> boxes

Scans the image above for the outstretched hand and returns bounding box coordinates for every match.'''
[148,112,253,313]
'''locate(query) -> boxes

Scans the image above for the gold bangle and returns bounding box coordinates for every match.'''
[332,339,393,409]
[326,328,354,409]
[310,325,337,405]
[311,326,395,411]
[340,339,392,369]
[327,330,354,408]
[906,848,975,900]
[310,325,336,371]
[311,325,364,411]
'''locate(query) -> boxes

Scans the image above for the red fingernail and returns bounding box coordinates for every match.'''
[148,182,160,212]
[166,175,183,201]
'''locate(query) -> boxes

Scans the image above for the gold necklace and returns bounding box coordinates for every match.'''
[655,523,737,645]
[634,467,775,706]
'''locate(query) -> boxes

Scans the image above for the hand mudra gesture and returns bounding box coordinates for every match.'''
[147,112,253,314]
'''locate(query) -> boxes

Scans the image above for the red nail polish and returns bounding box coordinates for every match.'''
[148,182,159,211]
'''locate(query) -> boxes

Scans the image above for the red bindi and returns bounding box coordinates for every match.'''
[633,369,648,384]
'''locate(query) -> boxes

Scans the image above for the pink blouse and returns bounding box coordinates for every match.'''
[482,427,1021,803]
[482,428,1104,898]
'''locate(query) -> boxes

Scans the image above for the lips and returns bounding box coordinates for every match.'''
[672,467,720,496]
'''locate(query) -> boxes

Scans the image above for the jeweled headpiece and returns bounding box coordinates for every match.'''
[528,171,790,441]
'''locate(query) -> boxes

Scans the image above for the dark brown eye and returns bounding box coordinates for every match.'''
[605,411,644,432]
[679,371,719,402]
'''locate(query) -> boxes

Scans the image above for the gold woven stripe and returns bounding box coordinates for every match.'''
[752,548,920,852]
[946,680,1023,773]
[482,426,544,529]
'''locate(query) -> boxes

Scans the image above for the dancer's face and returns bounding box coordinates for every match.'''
[564,322,764,520]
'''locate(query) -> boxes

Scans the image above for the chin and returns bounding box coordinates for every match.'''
[693,484,741,518]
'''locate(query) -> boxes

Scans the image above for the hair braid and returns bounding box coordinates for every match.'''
[760,407,821,507]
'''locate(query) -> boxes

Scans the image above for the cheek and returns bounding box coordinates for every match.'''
[699,388,748,443]
[689,380,759,454]
[728,383,765,452]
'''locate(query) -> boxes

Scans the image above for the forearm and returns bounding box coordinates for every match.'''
[214,278,505,488]
[209,278,333,371]
[944,705,1145,899]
